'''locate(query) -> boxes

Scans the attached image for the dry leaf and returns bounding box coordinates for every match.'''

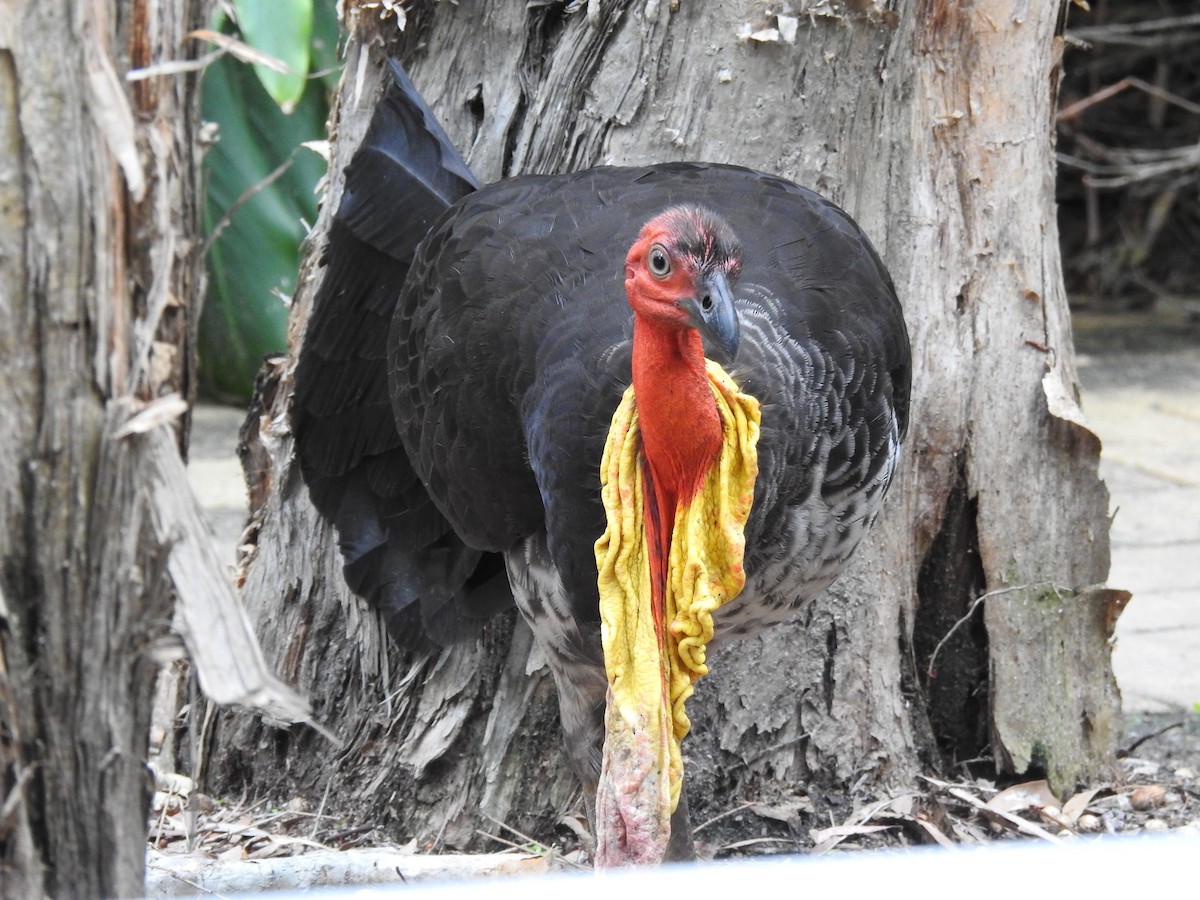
[912,816,955,848]
[985,779,1059,814]
[1062,786,1105,822]
[750,797,813,823]
[943,784,1065,844]
[114,394,188,438]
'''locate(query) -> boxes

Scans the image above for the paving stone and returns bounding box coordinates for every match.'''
[1079,338,1200,712]
[187,405,248,566]
[1114,624,1200,713]
[1118,585,1200,632]
[1101,479,1200,547]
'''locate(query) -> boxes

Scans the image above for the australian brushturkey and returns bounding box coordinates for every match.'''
[292,61,911,866]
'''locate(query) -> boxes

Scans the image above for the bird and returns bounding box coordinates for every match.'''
[291,60,911,866]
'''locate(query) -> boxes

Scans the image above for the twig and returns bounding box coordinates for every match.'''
[1059,74,1200,124]
[920,775,1067,844]
[476,815,589,871]
[320,825,374,845]
[153,793,173,850]
[200,150,303,257]
[926,582,1065,679]
[145,859,225,897]
[475,829,536,854]
[1119,77,1200,118]
[310,772,334,842]
[0,764,36,831]
[127,47,229,81]
[941,786,1066,844]
[1061,144,1200,190]
[693,801,758,835]
[1059,77,1137,122]
[188,671,200,854]
[1124,720,1186,756]
[713,836,801,853]
[479,813,545,848]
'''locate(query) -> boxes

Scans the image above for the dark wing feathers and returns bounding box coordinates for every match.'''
[336,60,479,261]
[291,63,503,644]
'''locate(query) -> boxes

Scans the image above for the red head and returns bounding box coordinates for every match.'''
[624,206,743,363]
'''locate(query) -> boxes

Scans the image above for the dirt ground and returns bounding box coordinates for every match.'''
[683,710,1200,858]
[1118,710,1200,829]
[146,709,1200,880]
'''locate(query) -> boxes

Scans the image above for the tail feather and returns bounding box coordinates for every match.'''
[337,60,479,262]
[292,59,508,643]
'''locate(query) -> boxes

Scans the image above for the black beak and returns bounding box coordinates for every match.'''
[681,270,740,364]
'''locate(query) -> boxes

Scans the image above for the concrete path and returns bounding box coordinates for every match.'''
[184,405,248,573]
[185,321,1200,713]
[1075,316,1200,713]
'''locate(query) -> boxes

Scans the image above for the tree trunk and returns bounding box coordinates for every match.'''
[209,0,1122,853]
[0,0,210,895]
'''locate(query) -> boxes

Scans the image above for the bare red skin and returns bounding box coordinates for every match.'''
[601,215,722,864]
[626,218,723,633]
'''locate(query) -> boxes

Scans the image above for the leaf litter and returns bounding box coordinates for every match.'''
[147,712,1200,868]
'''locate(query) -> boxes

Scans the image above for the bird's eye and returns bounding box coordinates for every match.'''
[647,244,672,279]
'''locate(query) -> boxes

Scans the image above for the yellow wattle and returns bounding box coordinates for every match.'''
[593,360,760,865]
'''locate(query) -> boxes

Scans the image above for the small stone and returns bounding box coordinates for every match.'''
[1130,785,1168,811]
[1101,809,1126,833]
[194,791,216,814]
[1076,813,1103,833]
[1038,805,1073,831]
[1174,766,1196,781]
[1119,757,1161,778]
[1143,818,1169,833]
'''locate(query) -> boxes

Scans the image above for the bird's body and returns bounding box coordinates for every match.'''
[293,62,910,865]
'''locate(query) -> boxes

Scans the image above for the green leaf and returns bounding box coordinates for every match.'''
[310,0,343,92]
[231,0,313,111]
[199,50,329,401]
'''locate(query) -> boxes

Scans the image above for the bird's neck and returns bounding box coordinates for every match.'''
[632,322,722,503]
[631,318,723,610]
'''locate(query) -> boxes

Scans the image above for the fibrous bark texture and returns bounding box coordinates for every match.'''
[0,1,211,896]
[209,0,1121,853]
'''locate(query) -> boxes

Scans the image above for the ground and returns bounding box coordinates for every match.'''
[145,708,1199,883]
